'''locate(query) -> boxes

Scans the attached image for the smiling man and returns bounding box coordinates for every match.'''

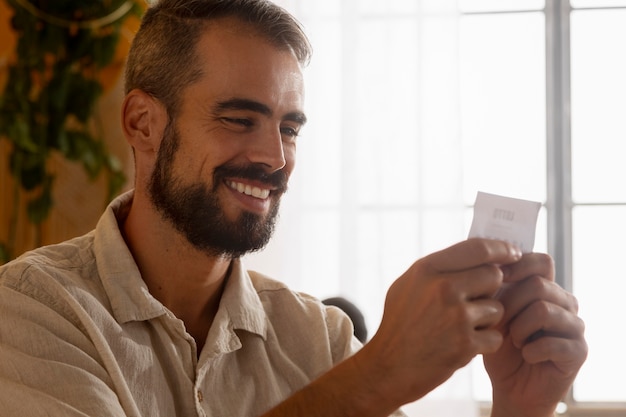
[0,1,587,416]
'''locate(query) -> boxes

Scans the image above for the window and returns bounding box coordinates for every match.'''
[246,1,626,415]
[569,1,626,408]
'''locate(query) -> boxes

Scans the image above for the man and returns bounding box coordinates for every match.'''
[0,0,587,416]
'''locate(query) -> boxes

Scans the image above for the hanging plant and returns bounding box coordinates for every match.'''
[0,0,143,263]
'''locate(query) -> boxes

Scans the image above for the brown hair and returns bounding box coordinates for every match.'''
[124,0,311,118]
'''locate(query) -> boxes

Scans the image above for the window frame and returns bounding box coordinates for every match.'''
[472,0,625,415]
[267,1,623,414]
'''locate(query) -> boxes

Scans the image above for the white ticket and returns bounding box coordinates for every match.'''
[468,191,541,253]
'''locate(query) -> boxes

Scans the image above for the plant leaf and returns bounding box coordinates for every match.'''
[26,176,54,224]
[0,242,9,264]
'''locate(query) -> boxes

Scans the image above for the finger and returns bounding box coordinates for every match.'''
[454,302,505,355]
[468,298,504,330]
[521,336,588,375]
[500,252,555,283]
[508,299,585,350]
[475,328,505,355]
[422,238,522,274]
[445,264,504,301]
[497,276,579,329]
[469,300,506,354]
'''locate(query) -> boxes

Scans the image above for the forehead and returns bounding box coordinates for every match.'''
[189,18,305,110]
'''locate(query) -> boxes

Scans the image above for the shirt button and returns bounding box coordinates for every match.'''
[197,390,204,403]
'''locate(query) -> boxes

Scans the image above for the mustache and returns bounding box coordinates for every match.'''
[213,163,289,193]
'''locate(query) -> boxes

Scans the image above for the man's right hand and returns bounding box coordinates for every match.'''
[262,238,522,417]
[356,238,522,406]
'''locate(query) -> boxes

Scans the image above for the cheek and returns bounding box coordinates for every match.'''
[176,138,224,175]
[166,149,211,187]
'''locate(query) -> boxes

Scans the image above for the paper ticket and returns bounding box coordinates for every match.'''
[468,191,541,253]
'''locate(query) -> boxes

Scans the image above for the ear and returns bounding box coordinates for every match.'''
[121,89,168,155]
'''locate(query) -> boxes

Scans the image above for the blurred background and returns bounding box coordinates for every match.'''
[1,1,624,416]
[246,1,626,415]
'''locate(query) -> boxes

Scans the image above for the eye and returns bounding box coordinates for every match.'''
[221,117,253,128]
[280,125,300,140]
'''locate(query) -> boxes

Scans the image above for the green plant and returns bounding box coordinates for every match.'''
[0,0,143,263]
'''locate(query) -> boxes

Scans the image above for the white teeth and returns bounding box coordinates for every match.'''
[227,181,270,199]
[251,186,270,199]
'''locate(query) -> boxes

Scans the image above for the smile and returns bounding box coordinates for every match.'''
[226,180,271,199]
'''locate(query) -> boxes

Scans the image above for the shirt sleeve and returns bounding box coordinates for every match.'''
[322,304,364,363]
[0,267,131,417]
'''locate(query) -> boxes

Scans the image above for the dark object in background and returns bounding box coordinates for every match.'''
[322,297,368,343]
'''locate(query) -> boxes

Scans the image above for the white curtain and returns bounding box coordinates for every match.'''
[245,1,478,415]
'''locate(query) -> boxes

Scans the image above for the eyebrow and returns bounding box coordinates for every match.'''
[214,98,307,125]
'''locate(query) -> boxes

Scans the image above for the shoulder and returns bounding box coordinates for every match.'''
[0,232,102,307]
[247,270,326,314]
[247,270,354,329]
[247,269,361,359]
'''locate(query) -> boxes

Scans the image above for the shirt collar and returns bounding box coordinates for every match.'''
[93,190,268,341]
[94,190,167,323]
[218,258,268,339]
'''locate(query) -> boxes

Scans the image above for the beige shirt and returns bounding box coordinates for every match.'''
[0,192,405,417]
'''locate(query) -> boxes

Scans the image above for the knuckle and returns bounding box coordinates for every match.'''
[525,274,549,294]
[453,305,473,325]
[412,257,433,276]
[437,277,461,303]
[484,264,504,284]
[540,253,555,272]
[569,292,580,313]
[532,252,555,275]
[533,299,553,320]
[574,314,586,335]
[471,239,495,259]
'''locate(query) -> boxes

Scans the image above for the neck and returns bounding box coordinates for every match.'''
[122,192,232,351]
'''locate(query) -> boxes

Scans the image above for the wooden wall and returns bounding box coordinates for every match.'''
[0,75,134,260]
[0,1,139,260]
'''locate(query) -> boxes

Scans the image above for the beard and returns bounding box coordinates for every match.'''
[147,121,288,258]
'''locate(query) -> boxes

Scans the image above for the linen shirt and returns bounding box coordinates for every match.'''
[0,191,405,417]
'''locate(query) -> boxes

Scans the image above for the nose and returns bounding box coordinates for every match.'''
[247,126,287,172]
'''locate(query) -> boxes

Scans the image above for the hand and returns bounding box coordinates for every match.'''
[484,253,588,417]
[356,238,523,406]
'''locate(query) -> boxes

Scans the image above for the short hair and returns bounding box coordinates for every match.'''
[124,0,311,118]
